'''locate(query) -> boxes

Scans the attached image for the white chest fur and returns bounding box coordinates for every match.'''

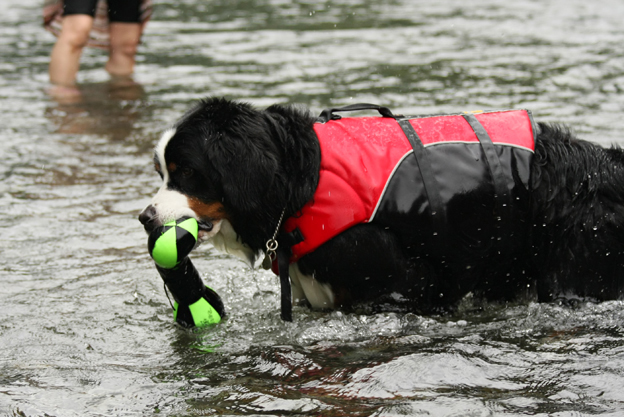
[207,221,335,309]
[289,263,335,309]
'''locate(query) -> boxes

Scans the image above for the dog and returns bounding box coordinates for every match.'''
[139,97,624,320]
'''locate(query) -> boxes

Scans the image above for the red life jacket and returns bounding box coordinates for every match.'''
[278,109,536,266]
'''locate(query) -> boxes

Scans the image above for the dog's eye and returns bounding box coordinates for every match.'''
[180,167,194,178]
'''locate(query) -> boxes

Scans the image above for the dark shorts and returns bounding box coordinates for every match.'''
[63,0,142,23]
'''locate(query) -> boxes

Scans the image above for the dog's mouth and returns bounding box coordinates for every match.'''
[198,220,213,232]
[197,219,221,242]
[198,220,213,237]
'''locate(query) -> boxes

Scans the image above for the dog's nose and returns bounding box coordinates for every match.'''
[138,205,157,226]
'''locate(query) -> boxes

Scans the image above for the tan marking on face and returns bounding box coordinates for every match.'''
[168,162,177,173]
[188,199,228,221]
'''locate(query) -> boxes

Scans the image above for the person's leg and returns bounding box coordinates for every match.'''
[105,0,144,77]
[49,14,94,86]
[105,22,143,77]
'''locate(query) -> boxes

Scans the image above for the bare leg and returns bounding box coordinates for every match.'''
[49,14,94,87]
[106,22,143,77]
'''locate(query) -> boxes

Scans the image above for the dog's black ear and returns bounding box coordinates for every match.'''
[263,104,320,209]
[211,116,282,224]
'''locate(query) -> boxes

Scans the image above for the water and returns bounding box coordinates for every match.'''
[3,0,624,415]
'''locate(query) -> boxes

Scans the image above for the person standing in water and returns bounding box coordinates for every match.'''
[43,0,152,96]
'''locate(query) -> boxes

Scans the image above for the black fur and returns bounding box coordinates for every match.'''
[148,97,624,313]
[529,123,624,301]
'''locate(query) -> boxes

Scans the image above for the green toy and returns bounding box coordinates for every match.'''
[147,216,225,327]
[148,217,198,269]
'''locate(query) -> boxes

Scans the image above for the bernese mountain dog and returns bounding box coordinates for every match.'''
[139,97,624,320]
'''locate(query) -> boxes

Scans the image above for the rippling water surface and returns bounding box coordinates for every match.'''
[3,0,624,415]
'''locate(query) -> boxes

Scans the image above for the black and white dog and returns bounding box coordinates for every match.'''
[139,97,624,318]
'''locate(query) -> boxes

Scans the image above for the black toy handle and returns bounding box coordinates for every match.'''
[317,103,397,123]
[156,257,226,328]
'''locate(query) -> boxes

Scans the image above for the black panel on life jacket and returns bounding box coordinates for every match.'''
[373,142,533,267]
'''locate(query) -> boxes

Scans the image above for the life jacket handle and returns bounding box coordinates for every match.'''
[317,103,397,123]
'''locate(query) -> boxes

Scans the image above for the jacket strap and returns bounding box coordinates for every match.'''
[462,113,514,249]
[395,118,447,249]
[275,229,304,321]
[277,243,292,321]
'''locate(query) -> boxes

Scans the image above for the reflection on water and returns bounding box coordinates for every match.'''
[45,78,147,141]
[3,0,624,415]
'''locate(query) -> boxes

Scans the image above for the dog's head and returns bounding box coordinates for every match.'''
[138,97,293,264]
